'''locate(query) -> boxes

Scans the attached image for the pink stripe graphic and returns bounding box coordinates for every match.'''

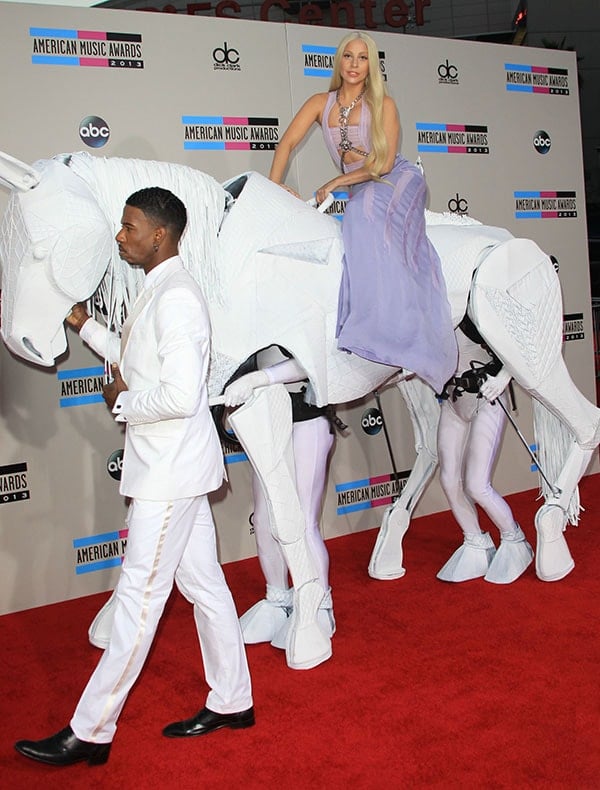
[78,30,107,39]
[80,58,108,67]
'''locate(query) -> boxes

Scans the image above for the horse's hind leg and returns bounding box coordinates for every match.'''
[534,441,594,581]
[228,384,331,670]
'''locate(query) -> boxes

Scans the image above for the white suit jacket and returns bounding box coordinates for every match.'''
[81,256,225,501]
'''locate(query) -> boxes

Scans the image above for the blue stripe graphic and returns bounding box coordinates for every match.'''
[32,56,79,66]
[60,394,104,408]
[335,478,370,492]
[337,502,372,515]
[73,532,121,548]
[57,366,104,380]
[30,27,77,37]
[182,116,224,124]
[76,557,123,575]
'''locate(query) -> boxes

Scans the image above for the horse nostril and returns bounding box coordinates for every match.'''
[22,337,42,359]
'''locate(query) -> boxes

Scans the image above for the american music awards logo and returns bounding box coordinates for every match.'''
[182,115,279,151]
[563,313,584,342]
[505,62,569,95]
[57,366,105,408]
[336,471,409,515]
[0,462,30,506]
[321,190,348,221]
[302,43,387,81]
[417,123,489,154]
[30,27,144,69]
[514,190,577,219]
[212,41,241,71]
[74,529,128,575]
[437,59,459,85]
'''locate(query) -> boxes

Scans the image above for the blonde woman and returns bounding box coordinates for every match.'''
[270,32,456,394]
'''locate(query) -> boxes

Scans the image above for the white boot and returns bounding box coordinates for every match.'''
[484,524,534,584]
[271,586,335,650]
[437,532,496,582]
[239,585,292,644]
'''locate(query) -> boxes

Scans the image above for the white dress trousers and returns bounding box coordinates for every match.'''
[71,495,252,743]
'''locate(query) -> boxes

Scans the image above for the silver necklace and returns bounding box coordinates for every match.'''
[336,88,365,126]
[336,88,368,161]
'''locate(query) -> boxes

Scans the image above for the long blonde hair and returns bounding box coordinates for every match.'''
[329,32,389,176]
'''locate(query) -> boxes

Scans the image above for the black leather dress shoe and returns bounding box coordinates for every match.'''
[163,706,255,738]
[15,725,111,766]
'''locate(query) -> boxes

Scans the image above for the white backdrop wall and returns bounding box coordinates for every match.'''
[0,2,596,614]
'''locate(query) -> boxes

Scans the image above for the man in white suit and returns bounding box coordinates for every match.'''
[15,187,253,767]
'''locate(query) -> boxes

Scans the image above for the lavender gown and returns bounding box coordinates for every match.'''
[322,91,457,394]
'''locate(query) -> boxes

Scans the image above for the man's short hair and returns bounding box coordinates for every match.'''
[126,187,187,242]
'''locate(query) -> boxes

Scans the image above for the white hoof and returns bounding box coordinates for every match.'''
[240,599,290,644]
[240,585,292,644]
[535,505,575,582]
[484,525,534,584]
[286,622,332,670]
[88,591,117,649]
[271,586,335,650]
[283,582,332,670]
[437,532,496,582]
[368,506,409,580]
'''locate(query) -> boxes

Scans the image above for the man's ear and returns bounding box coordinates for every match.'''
[154,225,168,246]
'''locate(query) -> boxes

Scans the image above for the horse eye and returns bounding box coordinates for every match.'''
[32,245,48,261]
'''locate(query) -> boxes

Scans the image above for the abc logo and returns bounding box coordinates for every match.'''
[107,449,124,481]
[79,116,110,148]
[533,130,551,154]
[438,59,458,80]
[361,408,383,435]
[448,193,468,214]
[213,42,239,65]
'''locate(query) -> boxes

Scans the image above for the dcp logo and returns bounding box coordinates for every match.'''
[79,116,110,148]
[107,449,124,481]
[213,42,239,65]
[361,408,383,435]
[533,130,551,154]
[448,193,469,214]
[438,59,459,81]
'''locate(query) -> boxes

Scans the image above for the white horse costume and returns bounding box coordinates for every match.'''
[1,151,598,670]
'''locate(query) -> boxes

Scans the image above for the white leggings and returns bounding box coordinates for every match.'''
[251,416,333,592]
[438,392,515,537]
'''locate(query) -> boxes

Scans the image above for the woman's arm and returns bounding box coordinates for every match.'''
[269,93,328,185]
[315,95,400,204]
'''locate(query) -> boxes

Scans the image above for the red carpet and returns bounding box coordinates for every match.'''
[1,477,599,788]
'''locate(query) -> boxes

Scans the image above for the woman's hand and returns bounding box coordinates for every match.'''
[316,178,339,206]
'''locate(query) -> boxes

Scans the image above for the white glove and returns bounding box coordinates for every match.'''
[223,370,270,407]
[479,367,511,402]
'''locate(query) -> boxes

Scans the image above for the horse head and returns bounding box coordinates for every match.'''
[0,151,113,366]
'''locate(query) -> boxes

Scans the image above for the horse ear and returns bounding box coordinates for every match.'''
[0,150,41,192]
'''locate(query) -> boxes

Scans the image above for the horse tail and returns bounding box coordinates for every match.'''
[532,398,581,525]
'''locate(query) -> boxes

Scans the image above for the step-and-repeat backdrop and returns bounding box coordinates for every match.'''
[0,2,596,613]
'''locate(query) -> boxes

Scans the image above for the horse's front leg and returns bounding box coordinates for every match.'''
[368,376,440,579]
[228,384,331,670]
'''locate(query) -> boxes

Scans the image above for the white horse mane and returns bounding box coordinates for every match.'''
[59,152,227,333]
